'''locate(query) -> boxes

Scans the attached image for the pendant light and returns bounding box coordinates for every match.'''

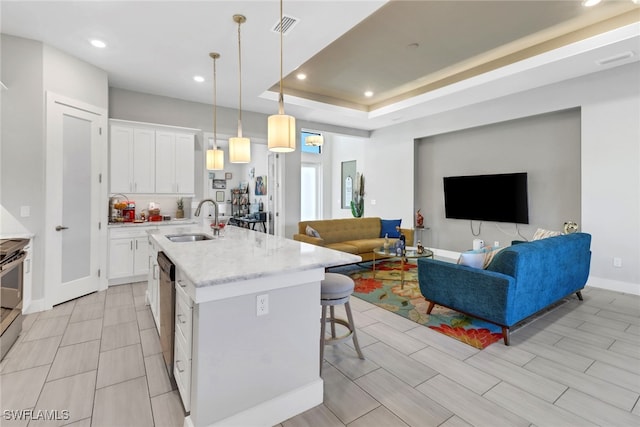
[206,52,224,170]
[267,0,296,152]
[305,134,323,146]
[229,14,251,164]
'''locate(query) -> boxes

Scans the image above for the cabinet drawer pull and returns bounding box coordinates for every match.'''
[176,360,185,373]
[130,241,133,250]
[177,314,186,324]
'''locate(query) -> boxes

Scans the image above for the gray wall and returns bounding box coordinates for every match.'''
[1,34,108,303]
[415,109,581,252]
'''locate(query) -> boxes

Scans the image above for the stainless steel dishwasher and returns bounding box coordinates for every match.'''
[157,251,177,388]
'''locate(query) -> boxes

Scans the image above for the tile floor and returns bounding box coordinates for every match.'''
[1,283,639,426]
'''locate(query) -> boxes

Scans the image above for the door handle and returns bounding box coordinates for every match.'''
[55,225,69,231]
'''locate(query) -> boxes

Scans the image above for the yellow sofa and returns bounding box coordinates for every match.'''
[293,217,414,262]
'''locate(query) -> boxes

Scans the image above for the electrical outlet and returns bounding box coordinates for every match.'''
[494,241,500,247]
[613,257,623,268]
[256,294,269,316]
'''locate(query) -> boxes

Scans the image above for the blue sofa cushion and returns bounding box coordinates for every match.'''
[380,219,402,238]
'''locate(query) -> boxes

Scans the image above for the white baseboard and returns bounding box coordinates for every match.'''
[185,379,323,427]
[586,276,640,296]
[23,298,48,314]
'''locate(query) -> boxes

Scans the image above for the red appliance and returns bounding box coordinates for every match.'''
[123,201,136,222]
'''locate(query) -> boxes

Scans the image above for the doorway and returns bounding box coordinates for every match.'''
[44,92,107,307]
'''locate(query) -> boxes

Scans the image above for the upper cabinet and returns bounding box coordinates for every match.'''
[155,131,195,194]
[110,126,155,194]
[109,120,198,195]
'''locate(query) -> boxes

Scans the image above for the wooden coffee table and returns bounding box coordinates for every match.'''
[372,247,434,288]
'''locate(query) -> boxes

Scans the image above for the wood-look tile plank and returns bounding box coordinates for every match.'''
[609,339,640,359]
[144,353,173,398]
[96,343,146,389]
[92,376,153,427]
[73,290,105,306]
[0,335,62,373]
[131,281,147,297]
[512,339,594,372]
[417,374,530,427]
[0,365,50,410]
[347,406,409,427]
[466,351,566,402]
[344,328,379,350]
[357,304,421,332]
[438,415,473,427]
[323,344,379,381]
[22,315,70,342]
[509,324,563,346]
[562,309,631,331]
[585,360,640,394]
[554,336,639,373]
[361,323,426,355]
[405,325,479,361]
[104,291,134,309]
[321,363,379,424]
[106,283,132,294]
[484,340,536,366]
[483,381,598,427]
[151,391,186,427]
[555,388,640,427]
[362,342,437,387]
[48,340,100,381]
[596,309,640,326]
[523,356,638,411]
[102,305,137,327]
[33,370,96,426]
[626,324,640,335]
[538,322,615,348]
[60,318,102,347]
[355,368,452,427]
[411,346,499,395]
[577,321,640,344]
[139,326,162,357]
[37,300,76,320]
[69,302,104,323]
[282,404,344,427]
[100,320,140,352]
[136,308,156,330]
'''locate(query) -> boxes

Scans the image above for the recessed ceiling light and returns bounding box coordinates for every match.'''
[582,0,602,7]
[193,76,205,83]
[90,39,107,48]
[296,73,307,80]
[364,91,374,97]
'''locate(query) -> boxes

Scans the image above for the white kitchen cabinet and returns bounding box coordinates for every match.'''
[110,125,155,194]
[108,227,152,284]
[174,268,194,412]
[155,131,195,194]
[147,236,160,330]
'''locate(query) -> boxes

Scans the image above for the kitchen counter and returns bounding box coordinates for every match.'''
[108,218,197,228]
[147,224,360,427]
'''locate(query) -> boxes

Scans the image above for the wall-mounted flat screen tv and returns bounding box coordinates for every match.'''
[443,172,529,224]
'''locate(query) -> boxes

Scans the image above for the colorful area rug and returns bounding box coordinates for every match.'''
[329,260,504,349]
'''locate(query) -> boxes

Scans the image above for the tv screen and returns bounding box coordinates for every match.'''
[443,172,529,224]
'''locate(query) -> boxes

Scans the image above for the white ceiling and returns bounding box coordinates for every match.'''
[2,1,639,131]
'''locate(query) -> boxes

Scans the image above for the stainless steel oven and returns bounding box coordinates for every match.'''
[1,238,28,361]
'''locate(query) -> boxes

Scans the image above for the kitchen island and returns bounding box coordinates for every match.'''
[148,223,360,427]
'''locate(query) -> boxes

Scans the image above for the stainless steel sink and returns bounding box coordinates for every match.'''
[165,233,213,242]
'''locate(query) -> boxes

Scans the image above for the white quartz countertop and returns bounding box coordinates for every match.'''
[148,224,361,290]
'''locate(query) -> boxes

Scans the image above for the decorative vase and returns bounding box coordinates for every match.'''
[416,209,424,228]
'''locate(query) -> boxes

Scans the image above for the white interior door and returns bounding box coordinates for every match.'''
[45,93,107,306]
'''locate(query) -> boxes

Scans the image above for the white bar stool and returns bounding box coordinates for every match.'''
[320,273,365,374]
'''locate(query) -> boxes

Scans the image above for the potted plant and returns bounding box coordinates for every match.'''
[350,173,365,218]
[176,197,185,219]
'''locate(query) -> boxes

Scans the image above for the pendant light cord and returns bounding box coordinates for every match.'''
[212,54,218,149]
[278,0,284,114]
[237,18,243,136]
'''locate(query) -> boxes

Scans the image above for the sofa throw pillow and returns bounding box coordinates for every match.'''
[458,246,506,269]
[305,225,321,238]
[533,228,562,240]
[380,219,402,238]
[457,250,485,269]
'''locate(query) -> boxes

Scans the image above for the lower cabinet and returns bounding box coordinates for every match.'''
[108,227,152,284]
[147,236,160,330]
[174,268,193,412]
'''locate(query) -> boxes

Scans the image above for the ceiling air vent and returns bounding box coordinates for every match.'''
[272,15,298,35]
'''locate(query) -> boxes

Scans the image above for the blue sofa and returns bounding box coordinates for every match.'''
[417,233,591,345]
